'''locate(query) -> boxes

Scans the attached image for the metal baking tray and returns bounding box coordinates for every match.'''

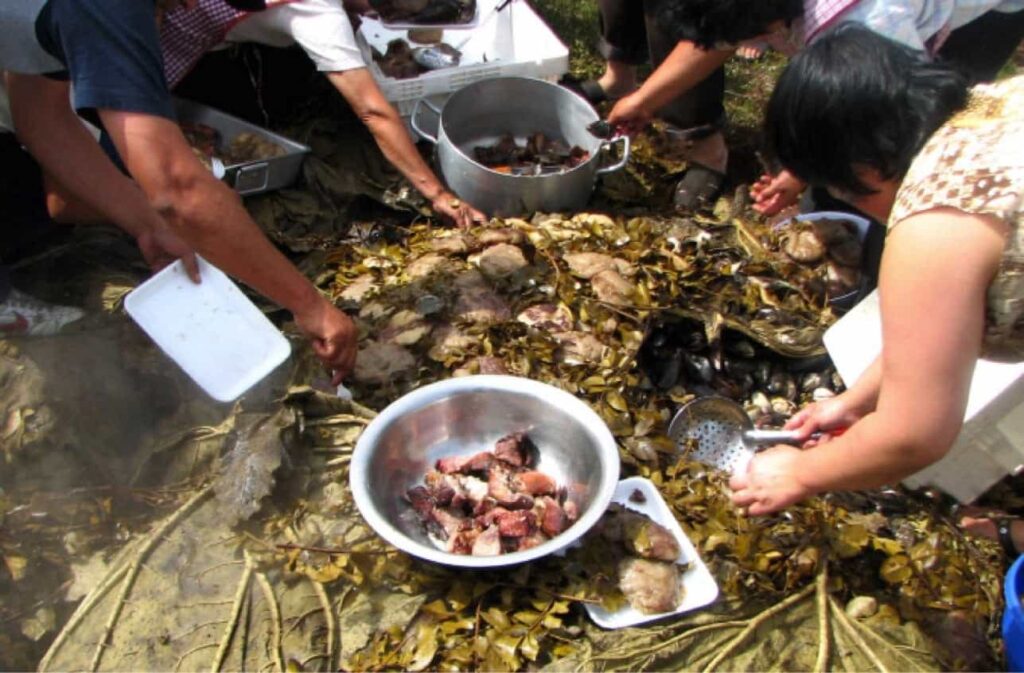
[174,98,310,196]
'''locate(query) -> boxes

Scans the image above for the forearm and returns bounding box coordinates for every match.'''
[6,73,155,237]
[837,355,882,416]
[797,407,950,494]
[159,173,323,314]
[98,109,324,315]
[636,42,733,116]
[361,102,446,200]
[326,70,446,201]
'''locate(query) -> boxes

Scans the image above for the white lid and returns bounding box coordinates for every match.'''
[125,256,291,402]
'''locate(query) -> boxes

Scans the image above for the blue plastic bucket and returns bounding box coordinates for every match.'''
[1005,554,1024,672]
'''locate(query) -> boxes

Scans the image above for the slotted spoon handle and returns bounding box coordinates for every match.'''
[743,429,804,445]
[743,428,846,446]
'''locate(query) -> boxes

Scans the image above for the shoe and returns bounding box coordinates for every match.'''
[0,289,85,337]
[673,164,726,212]
[560,75,613,105]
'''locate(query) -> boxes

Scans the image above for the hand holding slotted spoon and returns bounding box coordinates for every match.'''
[667,396,830,475]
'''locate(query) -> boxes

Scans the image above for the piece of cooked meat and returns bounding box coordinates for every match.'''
[537,496,568,537]
[406,485,435,518]
[448,529,479,555]
[472,525,502,556]
[488,462,535,509]
[516,531,549,551]
[422,471,457,507]
[622,518,680,562]
[563,500,580,522]
[618,558,684,614]
[436,451,494,475]
[514,470,557,496]
[599,504,681,561]
[429,508,469,541]
[493,432,536,467]
[495,509,534,538]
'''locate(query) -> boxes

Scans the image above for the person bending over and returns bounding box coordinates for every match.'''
[597,0,1024,216]
[160,0,485,228]
[2,0,357,381]
[729,24,1023,516]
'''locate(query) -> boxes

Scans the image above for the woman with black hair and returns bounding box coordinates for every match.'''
[729,24,1024,527]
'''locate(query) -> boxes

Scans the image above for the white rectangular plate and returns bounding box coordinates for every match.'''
[124,257,291,402]
[585,477,719,629]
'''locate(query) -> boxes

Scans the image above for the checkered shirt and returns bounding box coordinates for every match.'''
[161,0,246,88]
[890,76,1024,360]
[801,0,860,43]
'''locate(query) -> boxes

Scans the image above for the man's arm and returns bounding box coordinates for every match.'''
[608,42,733,132]
[5,72,199,279]
[97,108,357,379]
[326,68,483,227]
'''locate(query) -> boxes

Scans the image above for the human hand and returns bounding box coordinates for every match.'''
[607,92,653,136]
[750,170,806,216]
[783,396,860,446]
[729,445,812,516]
[294,298,359,384]
[135,220,201,283]
[432,192,486,229]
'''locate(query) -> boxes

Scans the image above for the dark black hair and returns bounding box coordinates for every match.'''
[657,0,803,50]
[764,23,969,195]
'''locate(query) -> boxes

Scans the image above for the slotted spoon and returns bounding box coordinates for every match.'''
[667,396,812,475]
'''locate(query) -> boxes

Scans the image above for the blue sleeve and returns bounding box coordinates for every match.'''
[37,0,176,120]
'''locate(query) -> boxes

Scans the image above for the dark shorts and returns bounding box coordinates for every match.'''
[596,0,725,129]
[36,0,175,122]
[0,133,50,302]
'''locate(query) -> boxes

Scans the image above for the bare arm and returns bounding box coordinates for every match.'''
[732,208,1007,514]
[5,72,199,279]
[97,108,357,379]
[326,68,484,227]
[608,42,733,132]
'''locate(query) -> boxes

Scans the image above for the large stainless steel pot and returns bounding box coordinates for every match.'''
[411,77,630,217]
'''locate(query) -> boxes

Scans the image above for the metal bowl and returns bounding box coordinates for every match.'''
[350,375,620,568]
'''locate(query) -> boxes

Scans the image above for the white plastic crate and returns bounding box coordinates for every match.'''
[823,290,1024,502]
[356,0,569,111]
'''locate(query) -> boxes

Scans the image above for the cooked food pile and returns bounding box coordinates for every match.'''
[372,39,461,79]
[180,122,286,169]
[781,217,864,299]
[370,0,476,25]
[590,504,686,614]
[473,133,590,175]
[404,432,580,556]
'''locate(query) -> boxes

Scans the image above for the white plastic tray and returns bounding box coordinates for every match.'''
[585,477,719,629]
[124,256,291,402]
[357,0,568,107]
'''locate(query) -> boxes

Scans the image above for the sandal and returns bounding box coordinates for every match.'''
[673,163,726,212]
[559,75,612,105]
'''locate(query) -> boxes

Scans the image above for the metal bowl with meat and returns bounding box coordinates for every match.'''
[350,375,620,567]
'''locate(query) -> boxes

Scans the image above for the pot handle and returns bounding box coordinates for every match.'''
[595,135,631,175]
[411,98,442,145]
